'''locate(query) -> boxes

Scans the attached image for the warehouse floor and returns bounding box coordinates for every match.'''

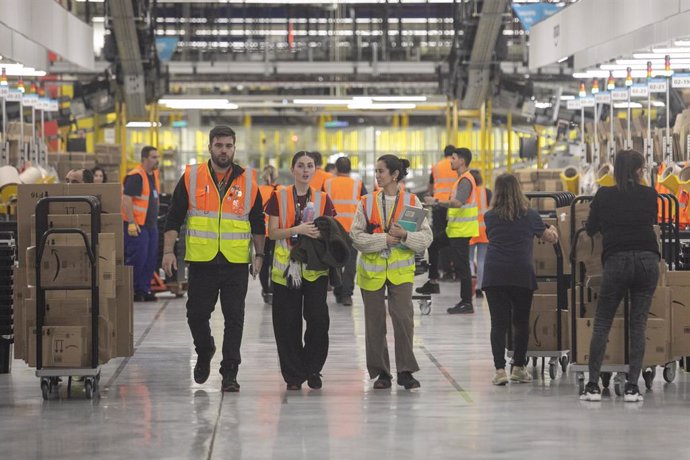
[1,277,689,459]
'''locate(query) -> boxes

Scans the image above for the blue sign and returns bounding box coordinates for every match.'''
[155,37,179,62]
[512,4,561,31]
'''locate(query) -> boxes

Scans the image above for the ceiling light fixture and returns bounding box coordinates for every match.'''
[158,98,239,110]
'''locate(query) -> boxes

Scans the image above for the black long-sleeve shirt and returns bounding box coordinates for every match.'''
[165,161,265,264]
[585,184,659,262]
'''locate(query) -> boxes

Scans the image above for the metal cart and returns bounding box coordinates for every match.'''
[507,192,574,379]
[34,196,102,400]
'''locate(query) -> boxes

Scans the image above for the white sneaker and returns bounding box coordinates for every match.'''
[623,384,644,402]
[579,382,602,401]
[492,369,508,386]
[510,366,532,383]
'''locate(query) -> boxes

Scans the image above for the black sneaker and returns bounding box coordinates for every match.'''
[397,371,421,390]
[475,289,483,298]
[262,291,273,304]
[221,366,240,392]
[447,302,474,314]
[579,381,602,401]
[133,294,146,302]
[193,340,216,384]
[342,296,353,306]
[374,373,392,389]
[624,383,644,402]
[286,383,302,390]
[307,373,323,389]
[416,281,440,295]
[143,293,157,302]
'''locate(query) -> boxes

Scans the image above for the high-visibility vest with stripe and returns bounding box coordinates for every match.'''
[183,163,258,263]
[470,186,489,245]
[271,186,329,286]
[432,158,457,200]
[678,189,690,227]
[324,176,362,231]
[259,184,282,236]
[121,165,160,226]
[309,168,332,191]
[357,191,417,291]
[446,171,479,238]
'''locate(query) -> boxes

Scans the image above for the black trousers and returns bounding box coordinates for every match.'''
[259,238,276,294]
[449,237,473,304]
[484,286,534,369]
[186,262,249,372]
[272,276,330,385]
[334,246,358,299]
[428,206,449,280]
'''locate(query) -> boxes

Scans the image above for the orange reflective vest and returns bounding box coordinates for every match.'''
[271,186,329,286]
[259,184,282,236]
[678,189,690,227]
[324,176,362,231]
[470,186,489,245]
[183,163,258,263]
[121,164,160,226]
[432,158,457,200]
[310,168,332,191]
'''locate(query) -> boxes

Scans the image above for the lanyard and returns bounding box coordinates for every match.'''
[380,191,400,232]
[292,185,311,225]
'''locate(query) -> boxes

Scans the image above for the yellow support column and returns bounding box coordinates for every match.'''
[452,100,459,146]
[445,99,451,144]
[486,99,493,186]
[479,101,486,184]
[507,112,513,173]
[117,101,128,181]
[154,103,160,147]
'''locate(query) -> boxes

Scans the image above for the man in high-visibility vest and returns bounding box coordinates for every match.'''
[424,147,478,314]
[309,151,333,191]
[417,145,457,295]
[324,156,367,306]
[121,145,160,303]
[469,169,491,299]
[162,125,266,393]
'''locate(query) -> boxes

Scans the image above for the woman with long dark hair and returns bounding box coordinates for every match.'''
[265,151,336,390]
[581,150,659,402]
[351,154,432,390]
[482,173,558,386]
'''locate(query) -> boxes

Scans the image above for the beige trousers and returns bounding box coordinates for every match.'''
[361,281,419,379]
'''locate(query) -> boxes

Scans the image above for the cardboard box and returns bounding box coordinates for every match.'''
[576,317,669,365]
[555,202,590,264]
[658,262,668,287]
[30,214,124,265]
[670,286,690,357]
[528,309,570,351]
[28,326,87,368]
[98,233,117,298]
[532,293,558,311]
[667,271,690,287]
[537,281,558,295]
[26,237,92,289]
[116,265,134,357]
[649,287,671,320]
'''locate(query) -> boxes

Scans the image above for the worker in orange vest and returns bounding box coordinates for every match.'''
[308,151,333,191]
[121,146,160,302]
[258,165,283,304]
[324,156,367,306]
[469,169,491,298]
[416,145,457,295]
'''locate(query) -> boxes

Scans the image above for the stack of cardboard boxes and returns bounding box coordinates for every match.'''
[13,183,133,368]
[514,169,565,212]
[46,152,96,182]
[94,143,122,183]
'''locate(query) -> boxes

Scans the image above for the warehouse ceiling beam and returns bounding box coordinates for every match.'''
[110,0,147,119]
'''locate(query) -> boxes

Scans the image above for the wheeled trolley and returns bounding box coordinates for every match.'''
[34,196,102,400]
[507,192,574,379]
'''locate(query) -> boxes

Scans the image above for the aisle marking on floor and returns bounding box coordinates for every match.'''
[206,392,225,460]
[419,345,473,404]
[102,300,171,391]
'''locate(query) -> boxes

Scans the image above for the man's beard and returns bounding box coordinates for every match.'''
[212,153,232,168]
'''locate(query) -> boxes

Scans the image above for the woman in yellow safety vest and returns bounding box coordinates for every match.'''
[351,154,433,390]
[266,151,336,391]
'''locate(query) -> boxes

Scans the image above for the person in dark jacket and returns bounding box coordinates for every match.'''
[482,173,558,386]
[580,150,659,403]
[265,151,337,390]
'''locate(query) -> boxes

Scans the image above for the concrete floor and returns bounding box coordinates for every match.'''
[1,276,689,459]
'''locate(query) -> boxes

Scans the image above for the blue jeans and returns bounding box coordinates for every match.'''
[124,223,159,296]
[587,250,659,385]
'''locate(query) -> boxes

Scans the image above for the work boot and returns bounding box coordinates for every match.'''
[193,339,216,384]
[416,281,440,295]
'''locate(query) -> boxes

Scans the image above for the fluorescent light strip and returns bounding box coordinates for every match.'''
[613,102,643,109]
[293,99,352,105]
[127,122,161,128]
[159,98,239,110]
[347,103,416,110]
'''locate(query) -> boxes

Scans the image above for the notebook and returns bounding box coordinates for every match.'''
[395,205,426,249]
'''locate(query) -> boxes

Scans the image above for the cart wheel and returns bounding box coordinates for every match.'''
[548,362,557,380]
[577,373,585,394]
[41,380,49,400]
[600,372,612,389]
[559,355,569,373]
[642,368,655,390]
[663,362,677,383]
[419,299,431,316]
[614,372,626,396]
[84,379,93,400]
[531,357,538,367]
